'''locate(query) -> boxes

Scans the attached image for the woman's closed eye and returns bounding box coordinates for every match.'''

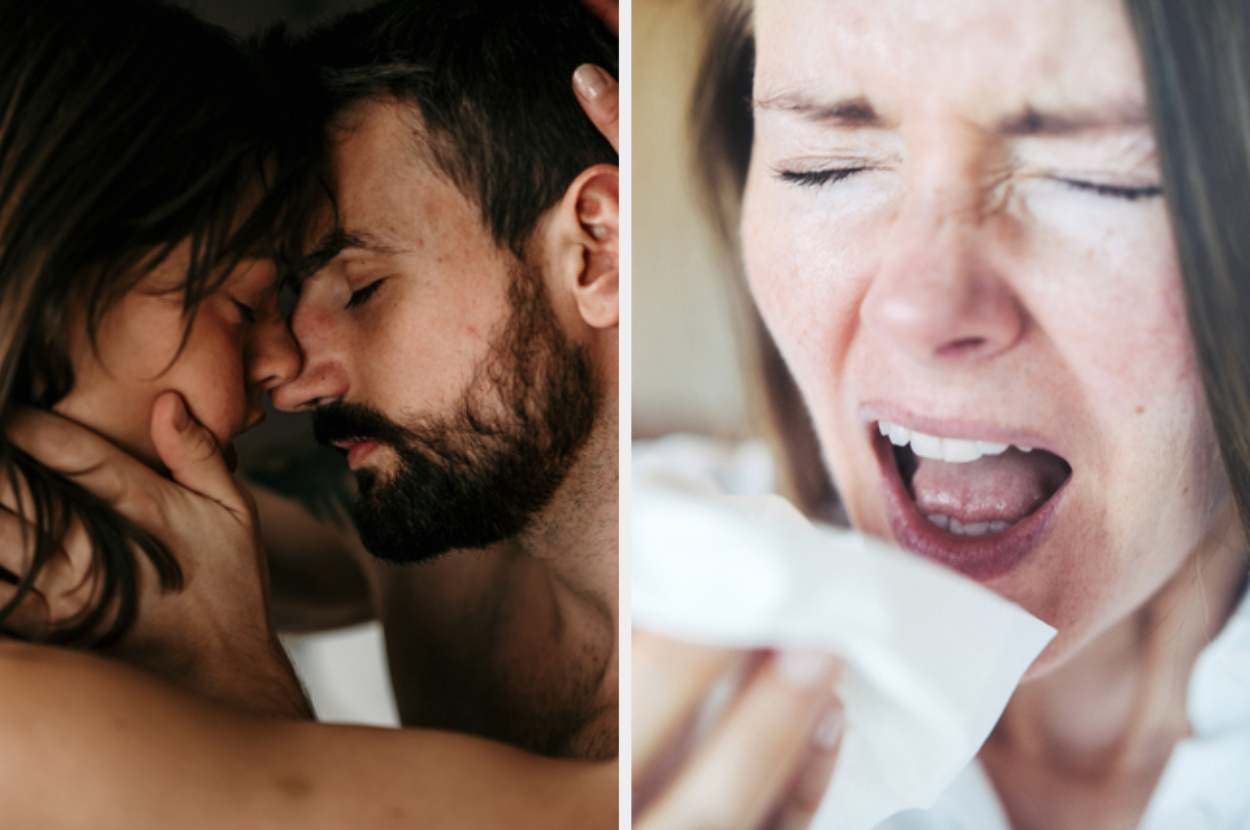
[345,279,384,310]
[1049,176,1162,201]
[775,166,868,188]
[234,300,258,324]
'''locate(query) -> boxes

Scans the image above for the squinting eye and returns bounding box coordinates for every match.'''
[234,300,257,324]
[345,280,384,310]
[1053,177,1162,201]
[776,167,867,188]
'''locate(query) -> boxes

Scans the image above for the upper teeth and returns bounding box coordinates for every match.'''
[877,420,1033,463]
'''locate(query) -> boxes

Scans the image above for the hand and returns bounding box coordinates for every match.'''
[573,64,619,152]
[0,393,311,719]
[633,631,845,830]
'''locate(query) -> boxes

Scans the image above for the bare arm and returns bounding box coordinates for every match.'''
[0,639,614,830]
[251,484,375,633]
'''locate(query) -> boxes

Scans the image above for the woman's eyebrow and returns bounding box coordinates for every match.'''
[996,102,1152,136]
[753,93,1152,138]
[753,93,891,129]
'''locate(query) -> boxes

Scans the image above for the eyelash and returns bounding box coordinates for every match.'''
[780,165,1160,211]
[776,167,1162,204]
[346,280,383,310]
[777,167,867,188]
[234,301,257,324]
[1054,178,1162,201]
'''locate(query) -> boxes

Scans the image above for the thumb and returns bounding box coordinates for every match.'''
[150,392,247,516]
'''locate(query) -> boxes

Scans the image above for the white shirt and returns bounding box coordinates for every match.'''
[634,435,1250,830]
[882,585,1250,830]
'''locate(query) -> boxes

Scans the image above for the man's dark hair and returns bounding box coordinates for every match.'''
[300,0,618,256]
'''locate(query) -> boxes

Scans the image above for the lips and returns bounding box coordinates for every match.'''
[872,420,1071,581]
[332,439,381,470]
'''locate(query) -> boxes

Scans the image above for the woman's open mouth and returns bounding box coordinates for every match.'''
[873,420,1072,581]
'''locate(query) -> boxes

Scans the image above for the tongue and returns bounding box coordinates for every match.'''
[909,448,1069,525]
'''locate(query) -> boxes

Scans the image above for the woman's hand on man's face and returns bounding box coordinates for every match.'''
[574,64,619,152]
[633,631,845,830]
[0,394,310,719]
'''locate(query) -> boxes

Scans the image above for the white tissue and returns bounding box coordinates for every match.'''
[632,468,1055,830]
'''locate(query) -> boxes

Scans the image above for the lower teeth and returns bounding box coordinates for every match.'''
[926,515,1012,536]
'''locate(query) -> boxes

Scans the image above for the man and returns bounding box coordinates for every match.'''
[256,0,619,759]
[0,0,620,825]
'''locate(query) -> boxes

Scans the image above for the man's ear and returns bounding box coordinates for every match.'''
[552,164,618,330]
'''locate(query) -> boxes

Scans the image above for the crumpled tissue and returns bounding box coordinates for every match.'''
[632,468,1056,830]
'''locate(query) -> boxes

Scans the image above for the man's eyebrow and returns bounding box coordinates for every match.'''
[301,227,402,275]
[995,102,1152,136]
[753,93,891,129]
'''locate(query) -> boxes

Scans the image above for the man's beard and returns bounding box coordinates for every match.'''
[312,260,600,564]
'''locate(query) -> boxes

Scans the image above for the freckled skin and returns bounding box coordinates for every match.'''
[54,249,300,468]
[744,0,1231,675]
[744,1,1249,824]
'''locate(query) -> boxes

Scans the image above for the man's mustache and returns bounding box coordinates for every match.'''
[312,401,410,449]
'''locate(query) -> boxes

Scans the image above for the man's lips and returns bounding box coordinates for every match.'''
[870,423,1071,582]
[332,439,382,470]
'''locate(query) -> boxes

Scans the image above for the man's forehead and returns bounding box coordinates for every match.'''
[329,96,446,184]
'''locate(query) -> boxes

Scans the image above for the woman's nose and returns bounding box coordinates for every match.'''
[249,316,302,392]
[267,300,349,412]
[860,201,1025,366]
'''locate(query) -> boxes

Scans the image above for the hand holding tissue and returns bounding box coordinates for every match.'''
[632,463,1055,830]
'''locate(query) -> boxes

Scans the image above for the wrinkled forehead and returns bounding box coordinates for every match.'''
[752,0,1146,129]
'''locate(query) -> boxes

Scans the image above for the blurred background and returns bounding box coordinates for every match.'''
[633,0,754,441]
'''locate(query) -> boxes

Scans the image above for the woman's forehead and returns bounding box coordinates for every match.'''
[752,0,1146,131]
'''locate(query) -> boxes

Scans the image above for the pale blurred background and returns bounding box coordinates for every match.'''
[634,0,756,441]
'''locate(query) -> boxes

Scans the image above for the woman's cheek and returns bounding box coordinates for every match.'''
[170,322,250,447]
[743,178,888,385]
[1020,187,1190,411]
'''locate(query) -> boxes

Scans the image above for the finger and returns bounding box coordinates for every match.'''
[0,509,51,638]
[0,505,102,632]
[638,650,842,830]
[5,407,163,520]
[633,630,739,775]
[0,506,36,587]
[766,701,845,830]
[573,64,619,152]
[0,457,36,520]
[0,579,52,640]
[149,392,248,518]
[581,0,618,34]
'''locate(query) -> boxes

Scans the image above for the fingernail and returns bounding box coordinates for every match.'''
[573,64,609,101]
[775,650,837,689]
[172,397,190,432]
[812,703,844,750]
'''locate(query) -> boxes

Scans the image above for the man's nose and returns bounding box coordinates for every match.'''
[268,299,349,412]
[860,191,1025,367]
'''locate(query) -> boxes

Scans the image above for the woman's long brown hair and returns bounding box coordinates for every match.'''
[0,0,314,645]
